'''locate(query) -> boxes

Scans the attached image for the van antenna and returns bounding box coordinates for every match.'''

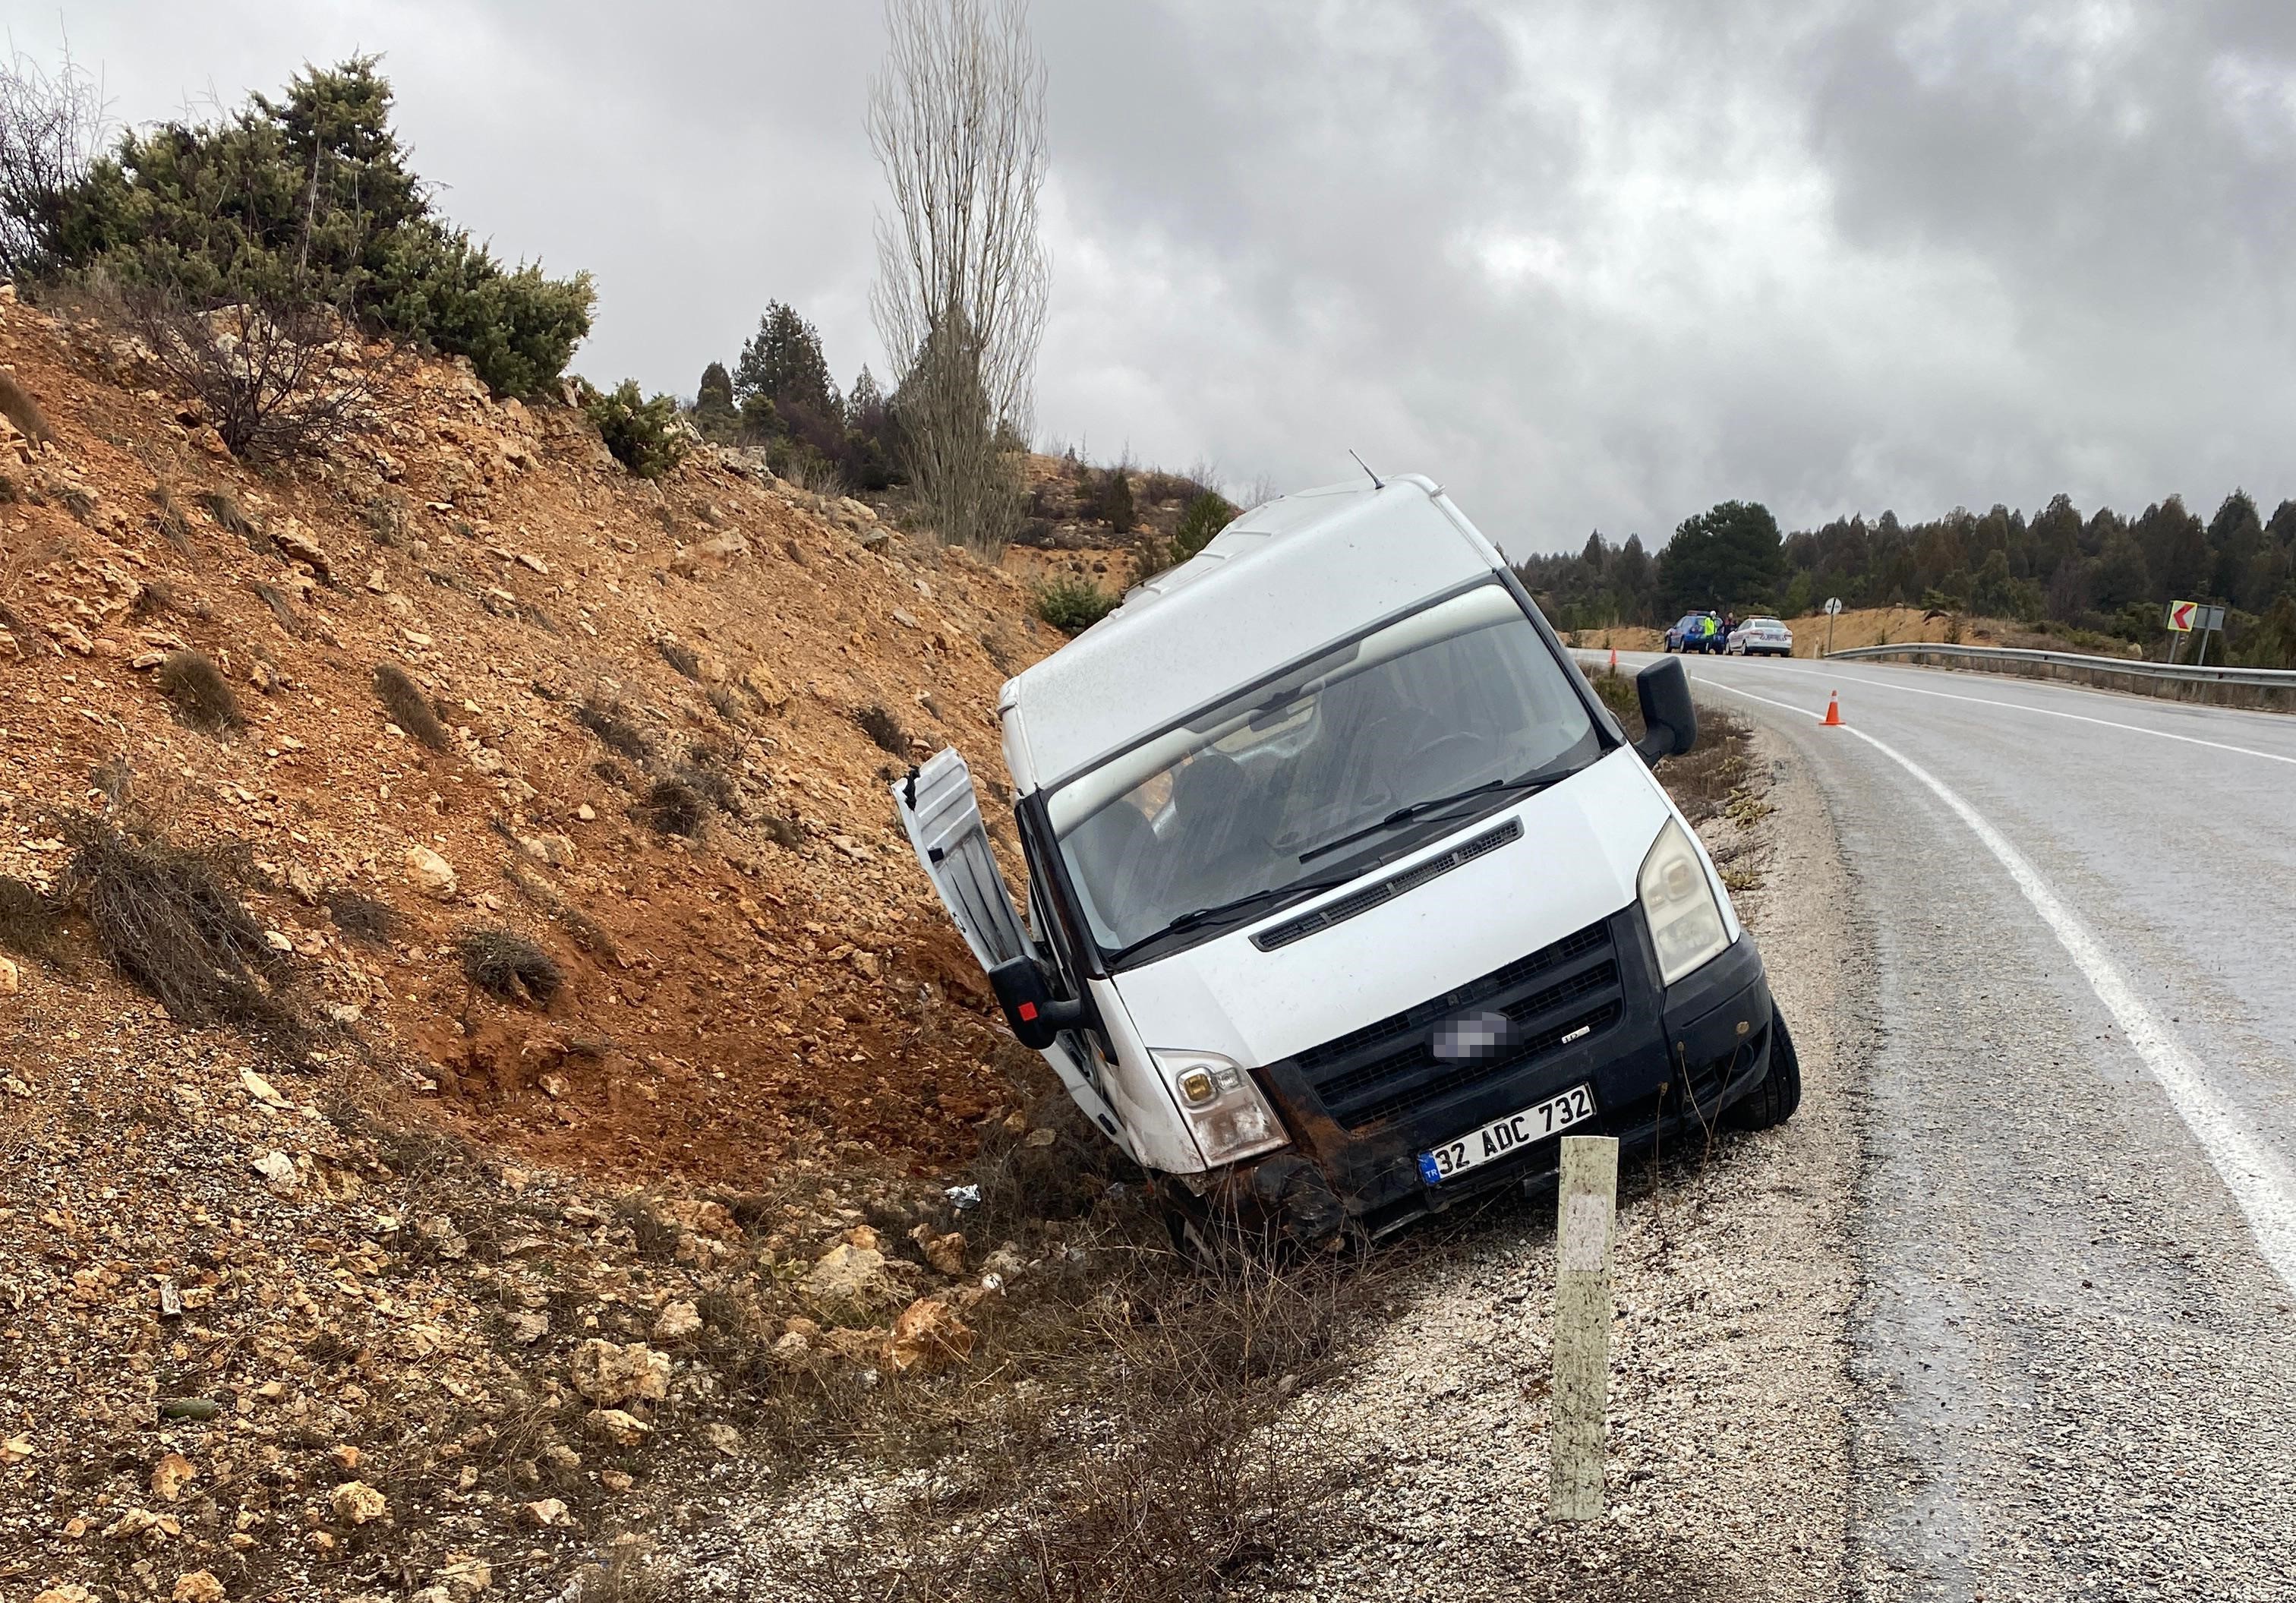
[1348,450,1383,490]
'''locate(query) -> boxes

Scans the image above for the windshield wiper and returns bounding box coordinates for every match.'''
[1298,773,1560,866]
[1102,876,1355,967]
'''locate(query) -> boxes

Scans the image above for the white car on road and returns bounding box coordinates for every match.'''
[1726,617,1793,657]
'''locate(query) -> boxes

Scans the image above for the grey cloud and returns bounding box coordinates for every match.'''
[46,1,2296,554]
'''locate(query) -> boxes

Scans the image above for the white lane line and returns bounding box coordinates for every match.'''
[1707,675,2296,1295]
[1739,658,2296,769]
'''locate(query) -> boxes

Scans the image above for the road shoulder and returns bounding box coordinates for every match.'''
[1245,724,1872,1601]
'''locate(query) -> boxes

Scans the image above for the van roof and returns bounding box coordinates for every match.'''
[1001,474,1503,789]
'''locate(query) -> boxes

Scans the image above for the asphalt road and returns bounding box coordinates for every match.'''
[1610,649,2296,1601]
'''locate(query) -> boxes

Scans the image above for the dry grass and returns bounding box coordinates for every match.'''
[734,1081,1370,1602]
[199,488,266,552]
[775,1224,1358,1601]
[324,886,405,945]
[1592,667,1755,826]
[153,650,242,732]
[363,491,408,546]
[455,927,564,1006]
[0,875,62,963]
[576,699,654,765]
[640,775,706,838]
[501,858,620,964]
[374,661,453,752]
[249,579,305,638]
[0,371,55,443]
[58,813,304,1052]
[147,485,196,555]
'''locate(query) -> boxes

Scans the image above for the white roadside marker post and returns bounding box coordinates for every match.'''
[1548,1133,1620,1523]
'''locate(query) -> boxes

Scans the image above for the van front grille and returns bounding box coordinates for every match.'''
[1286,918,1623,1131]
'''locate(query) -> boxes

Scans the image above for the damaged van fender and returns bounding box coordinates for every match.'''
[894,474,1799,1245]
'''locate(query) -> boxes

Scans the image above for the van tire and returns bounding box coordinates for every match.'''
[1726,1013,1802,1130]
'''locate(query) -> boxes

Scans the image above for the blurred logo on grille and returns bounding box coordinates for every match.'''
[1430,1008,1516,1062]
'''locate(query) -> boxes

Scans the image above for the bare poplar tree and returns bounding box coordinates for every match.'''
[867,0,1049,554]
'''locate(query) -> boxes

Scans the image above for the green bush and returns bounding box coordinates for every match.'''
[1097,468,1136,534]
[1172,490,1238,563]
[584,380,687,479]
[1036,575,1119,636]
[45,58,591,399]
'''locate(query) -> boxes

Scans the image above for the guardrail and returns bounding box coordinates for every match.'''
[1824,642,2296,710]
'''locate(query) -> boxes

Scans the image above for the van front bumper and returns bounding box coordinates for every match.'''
[1235,904,1774,1240]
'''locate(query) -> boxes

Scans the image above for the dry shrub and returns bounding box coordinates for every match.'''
[58,813,304,1050]
[147,486,197,555]
[780,1207,1356,1601]
[324,887,404,945]
[153,650,241,732]
[250,579,304,638]
[0,370,54,443]
[456,927,563,1006]
[673,749,744,819]
[199,489,266,551]
[739,1078,1361,1601]
[374,661,452,751]
[0,875,62,963]
[127,289,380,462]
[576,699,653,765]
[855,702,908,757]
[128,576,174,620]
[640,776,705,838]
[363,491,407,546]
[502,858,620,964]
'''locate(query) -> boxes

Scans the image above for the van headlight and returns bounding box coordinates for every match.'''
[1638,819,1730,986]
[1151,1050,1288,1165]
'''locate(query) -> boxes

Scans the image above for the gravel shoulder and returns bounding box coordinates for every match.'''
[1237,725,1873,1601]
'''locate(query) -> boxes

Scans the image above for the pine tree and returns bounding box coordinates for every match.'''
[733,302,840,438]
[690,361,738,442]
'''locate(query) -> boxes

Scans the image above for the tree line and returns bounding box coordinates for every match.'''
[1515,491,2296,667]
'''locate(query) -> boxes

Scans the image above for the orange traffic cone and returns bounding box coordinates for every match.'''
[1822,693,1843,727]
[1608,648,1619,671]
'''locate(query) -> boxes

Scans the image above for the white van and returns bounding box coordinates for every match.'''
[895,475,1799,1244]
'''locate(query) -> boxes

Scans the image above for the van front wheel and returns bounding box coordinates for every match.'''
[1726,1013,1802,1130]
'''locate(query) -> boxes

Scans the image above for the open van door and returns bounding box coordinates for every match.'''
[892,749,1130,1150]
[894,747,1033,973]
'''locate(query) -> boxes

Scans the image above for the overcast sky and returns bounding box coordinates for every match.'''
[36,1,2296,555]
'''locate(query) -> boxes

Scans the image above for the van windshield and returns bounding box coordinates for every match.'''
[1047,583,1604,967]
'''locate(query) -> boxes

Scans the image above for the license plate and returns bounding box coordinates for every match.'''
[1417,1084,1597,1185]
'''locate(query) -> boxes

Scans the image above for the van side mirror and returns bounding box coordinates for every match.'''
[987,956,1087,1049]
[1634,658,1697,763]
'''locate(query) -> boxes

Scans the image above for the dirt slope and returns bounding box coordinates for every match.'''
[0,293,1065,1183]
[0,292,1077,1600]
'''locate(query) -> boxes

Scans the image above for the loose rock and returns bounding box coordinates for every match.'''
[330,1480,388,1525]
